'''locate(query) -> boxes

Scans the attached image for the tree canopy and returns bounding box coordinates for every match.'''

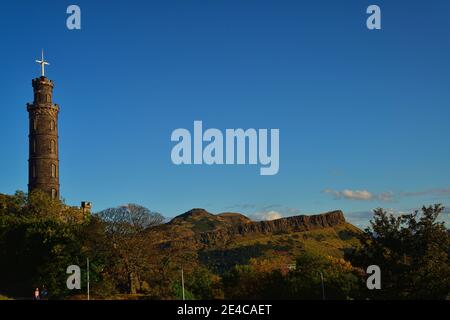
[348,204,450,299]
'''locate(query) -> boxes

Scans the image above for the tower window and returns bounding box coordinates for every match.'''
[51,140,55,153]
[51,164,56,178]
[33,119,37,131]
[50,120,55,130]
[33,139,36,153]
[51,189,57,200]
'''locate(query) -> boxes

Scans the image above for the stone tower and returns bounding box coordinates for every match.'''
[26,53,60,199]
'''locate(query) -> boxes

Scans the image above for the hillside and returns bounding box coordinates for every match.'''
[153,208,361,274]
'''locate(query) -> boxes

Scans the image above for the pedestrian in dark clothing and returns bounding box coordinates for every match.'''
[41,285,48,300]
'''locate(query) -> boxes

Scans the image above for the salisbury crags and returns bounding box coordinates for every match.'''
[196,210,346,245]
[158,208,348,246]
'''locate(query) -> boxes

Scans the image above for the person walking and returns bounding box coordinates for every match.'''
[41,285,48,300]
[34,287,40,300]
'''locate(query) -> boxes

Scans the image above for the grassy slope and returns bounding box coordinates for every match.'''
[198,222,361,273]
[228,223,360,257]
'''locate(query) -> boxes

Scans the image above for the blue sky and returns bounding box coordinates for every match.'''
[0,0,449,226]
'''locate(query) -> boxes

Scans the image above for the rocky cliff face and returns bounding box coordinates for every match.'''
[197,210,346,245]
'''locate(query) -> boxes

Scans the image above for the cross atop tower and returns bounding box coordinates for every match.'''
[35,49,50,77]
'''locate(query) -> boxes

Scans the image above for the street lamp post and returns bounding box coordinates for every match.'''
[87,258,90,301]
[318,270,325,300]
[181,267,185,301]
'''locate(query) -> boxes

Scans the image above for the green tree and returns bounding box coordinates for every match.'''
[96,204,164,294]
[222,254,361,300]
[0,191,102,298]
[348,204,450,299]
[0,214,84,297]
[0,191,27,216]
[222,259,286,299]
[181,266,219,300]
[287,252,361,300]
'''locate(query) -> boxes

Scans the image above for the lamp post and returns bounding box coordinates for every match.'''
[318,270,325,300]
[87,258,90,301]
[181,267,185,301]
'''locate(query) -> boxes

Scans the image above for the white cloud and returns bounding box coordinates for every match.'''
[226,204,301,219]
[341,189,373,200]
[249,211,283,221]
[323,189,374,201]
[324,186,450,202]
[323,189,395,201]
